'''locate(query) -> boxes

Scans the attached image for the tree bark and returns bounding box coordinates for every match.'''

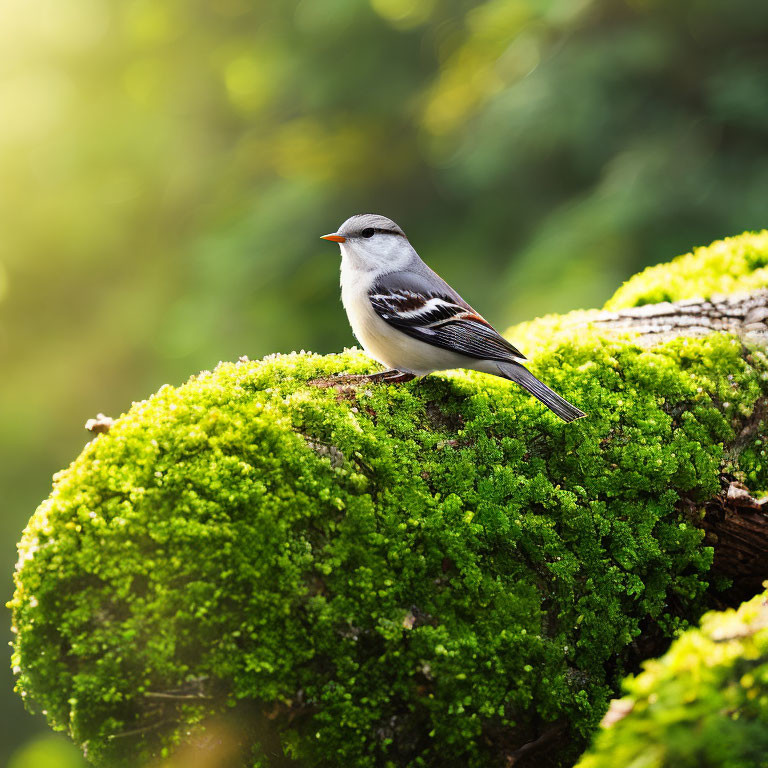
[591,289,768,344]
[698,479,768,603]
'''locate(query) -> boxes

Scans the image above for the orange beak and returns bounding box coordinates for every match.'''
[321,233,346,243]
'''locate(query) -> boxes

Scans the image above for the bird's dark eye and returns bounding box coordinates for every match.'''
[361,228,375,238]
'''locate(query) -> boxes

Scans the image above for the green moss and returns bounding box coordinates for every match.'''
[577,589,768,768]
[9,232,768,767]
[607,230,768,310]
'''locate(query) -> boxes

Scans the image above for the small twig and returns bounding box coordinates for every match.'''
[143,691,213,701]
[108,719,169,740]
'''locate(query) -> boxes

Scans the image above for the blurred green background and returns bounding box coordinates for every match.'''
[2,0,767,764]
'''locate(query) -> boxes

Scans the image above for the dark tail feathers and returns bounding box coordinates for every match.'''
[495,362,586,423]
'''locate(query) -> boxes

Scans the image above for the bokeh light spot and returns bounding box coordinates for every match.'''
[8,735,86,768]
[124,0,177,44]
[0,0,109,53]
[0,70,73,142]
[370,0,436,29]
[224,55,272,113]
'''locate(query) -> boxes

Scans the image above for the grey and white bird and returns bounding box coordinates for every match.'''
[321,213,585,422]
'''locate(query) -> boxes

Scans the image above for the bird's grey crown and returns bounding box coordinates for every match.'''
[336,213,406,238]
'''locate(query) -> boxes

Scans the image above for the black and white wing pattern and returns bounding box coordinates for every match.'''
[369,270,525,362]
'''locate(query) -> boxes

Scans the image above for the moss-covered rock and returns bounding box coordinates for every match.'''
[576,588,768,768]
[9,232,768,767]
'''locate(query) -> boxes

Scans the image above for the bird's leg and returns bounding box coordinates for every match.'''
[386,370,417,383]
[365,369,417,384]
[309,370,416,389]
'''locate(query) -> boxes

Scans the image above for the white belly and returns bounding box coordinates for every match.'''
[340,272,477,375]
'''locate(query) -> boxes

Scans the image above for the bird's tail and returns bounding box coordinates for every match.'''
[495,361,586,423]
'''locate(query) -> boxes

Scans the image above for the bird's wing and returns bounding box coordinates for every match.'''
[368,270,526,362]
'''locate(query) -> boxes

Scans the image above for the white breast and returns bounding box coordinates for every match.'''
[340,266,398,366]
[339,261,476,375]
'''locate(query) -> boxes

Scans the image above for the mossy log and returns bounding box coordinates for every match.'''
[9,232,768,767]
[576,588,768,768]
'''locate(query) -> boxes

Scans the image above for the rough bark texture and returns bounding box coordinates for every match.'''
[592,289,768,344]
[699,479,768,604]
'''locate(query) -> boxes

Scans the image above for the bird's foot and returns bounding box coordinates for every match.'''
[365,369,417,384]
[309,370,416,389]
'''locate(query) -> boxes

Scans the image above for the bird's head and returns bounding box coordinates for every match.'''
[321,213,414,272]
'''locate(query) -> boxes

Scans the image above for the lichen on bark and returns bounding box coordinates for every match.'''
[9,232,768,767]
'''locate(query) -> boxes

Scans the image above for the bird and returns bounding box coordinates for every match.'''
[320,213,585,422]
